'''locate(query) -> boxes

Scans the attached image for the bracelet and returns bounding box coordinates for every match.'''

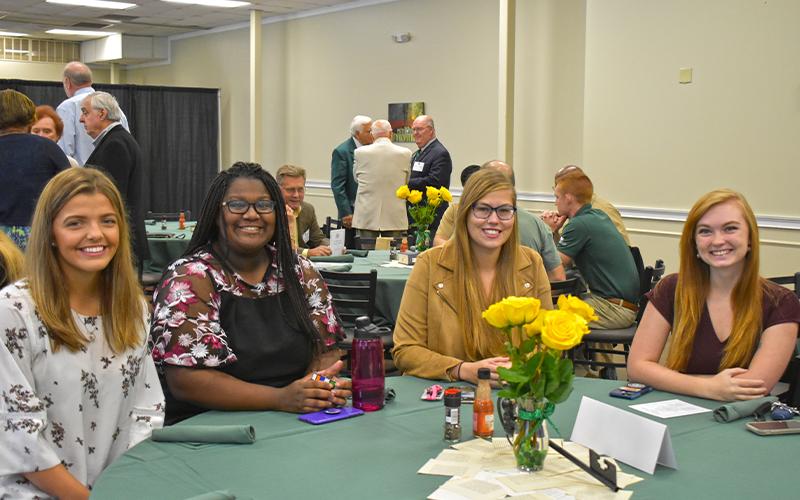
[455,362,464,381]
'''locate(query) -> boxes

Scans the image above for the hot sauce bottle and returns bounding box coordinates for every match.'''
[472,368,494,439]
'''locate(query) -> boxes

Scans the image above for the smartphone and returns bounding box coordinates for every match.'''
[609,383,653,400]
[746,420,800,436]
[298,407,364,425]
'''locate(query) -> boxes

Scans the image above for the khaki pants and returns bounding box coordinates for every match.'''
[576,295,637,378]
[356,229,405,239]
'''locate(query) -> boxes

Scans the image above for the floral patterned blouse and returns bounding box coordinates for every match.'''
[150,245,344,370]
[0,282,164,498]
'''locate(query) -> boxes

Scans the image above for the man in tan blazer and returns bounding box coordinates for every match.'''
[352,119,411,238]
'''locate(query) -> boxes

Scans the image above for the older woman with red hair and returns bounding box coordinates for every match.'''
[32,105,79,168]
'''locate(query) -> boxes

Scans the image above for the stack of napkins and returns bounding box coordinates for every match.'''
[419,438,642,499]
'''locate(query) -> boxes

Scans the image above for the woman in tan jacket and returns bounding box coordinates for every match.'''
[392,169,552,384]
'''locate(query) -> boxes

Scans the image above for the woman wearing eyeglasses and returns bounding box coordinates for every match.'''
[150,162,349,424]
[392,169,553,384]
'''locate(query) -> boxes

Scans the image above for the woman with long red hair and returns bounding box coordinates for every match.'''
[629,189,800,400]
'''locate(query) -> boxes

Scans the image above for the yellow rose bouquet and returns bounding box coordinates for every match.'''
[482,294,597,471]
[395,185,452,252]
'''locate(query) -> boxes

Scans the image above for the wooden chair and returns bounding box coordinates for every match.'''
[570,247,664,379]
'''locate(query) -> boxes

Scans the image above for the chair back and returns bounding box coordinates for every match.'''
[550,277,581,305]
[319,269,378,328]
[767,272,800,299]
[322,216,343,238]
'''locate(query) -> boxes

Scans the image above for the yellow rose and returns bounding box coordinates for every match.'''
[557,294,599,323]
[483,296,541,329]
[439,186,453,202]
[426,186,440,201]
[429,197,442,208]
[407,190,423,204]
[540,309,588,350]
[482,302,510,329]
[523,310,547,336]
[396,185,411,199]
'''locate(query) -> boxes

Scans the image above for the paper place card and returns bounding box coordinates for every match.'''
[329,229,346,255]
[570,396,678,475]
[629,399,712,419]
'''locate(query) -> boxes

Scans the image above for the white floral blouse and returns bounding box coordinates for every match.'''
[0,282,164,498]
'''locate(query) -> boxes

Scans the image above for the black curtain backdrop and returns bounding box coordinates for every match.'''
[0,79,218,218]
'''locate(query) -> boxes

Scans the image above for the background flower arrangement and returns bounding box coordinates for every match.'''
[396,185,452,252]
[482,294,597,470]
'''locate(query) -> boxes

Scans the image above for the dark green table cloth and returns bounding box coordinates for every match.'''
[145,220,195,273]
[348,250,413,325]
[91,377,798,499]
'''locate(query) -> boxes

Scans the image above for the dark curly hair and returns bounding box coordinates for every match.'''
[185,161,322,356]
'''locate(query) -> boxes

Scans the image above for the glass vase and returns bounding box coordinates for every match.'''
[512,397,550,472]
[413,227,431,252]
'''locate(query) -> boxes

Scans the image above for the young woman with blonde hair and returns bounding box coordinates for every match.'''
[392,168,553,384]
[628,189,800,400]
[0,231,24,287]
[0,168,163,498]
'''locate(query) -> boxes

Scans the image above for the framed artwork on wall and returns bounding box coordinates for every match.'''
[389,102,424,143]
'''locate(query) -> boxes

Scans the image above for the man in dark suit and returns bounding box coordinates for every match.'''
[409,115,452,236]
[330,115,373,227]
[80,91,149,265]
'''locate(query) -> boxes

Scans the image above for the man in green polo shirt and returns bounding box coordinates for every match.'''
[545,171,639,329]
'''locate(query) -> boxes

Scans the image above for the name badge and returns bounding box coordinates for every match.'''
[412,161,425,172]
[302,229,310,243]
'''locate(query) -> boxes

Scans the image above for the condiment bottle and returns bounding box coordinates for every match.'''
[400,237,408,252]
[160,217,167,230]
[472,368,494,439]
[178,211,186,230]
[443,388,462,443]
[351,316,385,411]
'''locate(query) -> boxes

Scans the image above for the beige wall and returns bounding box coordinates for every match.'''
[5,0,798,276]
[0,60,111,83]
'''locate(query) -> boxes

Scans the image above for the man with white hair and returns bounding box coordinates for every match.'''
[56,61,128,166]
[352,119,411,238]
[81,91,148,265]
[331,115,373,227]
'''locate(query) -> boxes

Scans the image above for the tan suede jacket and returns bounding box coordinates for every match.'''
[392,242,553,380]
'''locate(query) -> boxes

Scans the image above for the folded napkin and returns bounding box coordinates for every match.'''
[183,491,236,500]
[309,254,355,263]
[151,424,255,444]
[313,263,353,272]
[346,249,370,258]
[713,396,777,423]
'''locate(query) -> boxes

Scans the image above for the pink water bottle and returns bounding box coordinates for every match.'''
[351,316,385,411]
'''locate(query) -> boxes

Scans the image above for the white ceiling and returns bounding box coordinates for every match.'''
[0,0,363,40]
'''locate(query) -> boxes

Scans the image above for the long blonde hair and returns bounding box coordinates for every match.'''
[0,232,24,286]
[667,189,762,371]
[27,168,145,353]
[453,168,519,359]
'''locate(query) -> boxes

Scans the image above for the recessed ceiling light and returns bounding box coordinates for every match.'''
[0,31,29,37]
[46,0,137,9]
[47,29,117,37]
[4,49,32,54]
[162,0,251,8]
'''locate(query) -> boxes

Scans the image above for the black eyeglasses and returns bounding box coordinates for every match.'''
[222,199,276,214]
[471,203,517,221]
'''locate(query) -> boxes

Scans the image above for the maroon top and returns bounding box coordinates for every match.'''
[646,273,800,374]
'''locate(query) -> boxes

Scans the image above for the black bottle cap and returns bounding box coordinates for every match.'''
[444,388,461,407]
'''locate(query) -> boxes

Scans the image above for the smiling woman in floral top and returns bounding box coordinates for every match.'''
[150,162,347,424]
[0,169,164,499]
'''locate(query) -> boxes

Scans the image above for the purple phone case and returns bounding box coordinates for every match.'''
[298,407,365,425]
